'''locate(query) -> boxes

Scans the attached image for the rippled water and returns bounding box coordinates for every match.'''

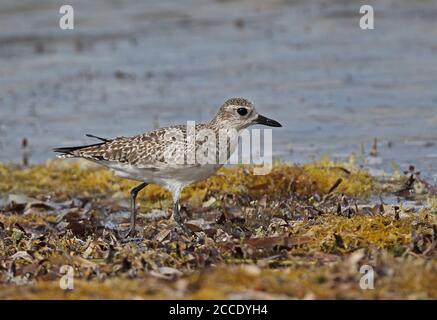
[0,0,436,180]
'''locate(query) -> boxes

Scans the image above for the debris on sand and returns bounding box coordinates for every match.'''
[0,159,436,299]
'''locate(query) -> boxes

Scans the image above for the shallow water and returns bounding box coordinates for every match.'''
[0,0,436,180]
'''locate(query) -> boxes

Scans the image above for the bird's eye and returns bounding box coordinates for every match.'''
[237,108,248,116]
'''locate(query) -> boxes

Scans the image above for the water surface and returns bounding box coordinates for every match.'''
[0,0,436,180]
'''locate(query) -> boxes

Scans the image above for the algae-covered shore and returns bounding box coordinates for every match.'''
[0,159,435,299]
[1,0,437,301]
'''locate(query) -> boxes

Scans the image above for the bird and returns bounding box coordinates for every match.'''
[54,98,282,237]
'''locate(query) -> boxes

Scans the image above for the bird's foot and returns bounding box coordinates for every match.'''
[119,236,143,243]
[177,222,195,236]
[117,228,143,242]
[172,216,194,236]
[117,226,136,240]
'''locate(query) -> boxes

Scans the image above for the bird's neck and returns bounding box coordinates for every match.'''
[207,116,222,131]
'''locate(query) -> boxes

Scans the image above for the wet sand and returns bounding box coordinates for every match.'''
[0,0,436,179]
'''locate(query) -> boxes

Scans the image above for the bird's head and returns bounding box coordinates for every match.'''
[212,97,282,131]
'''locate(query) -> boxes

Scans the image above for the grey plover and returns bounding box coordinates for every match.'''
[54,98,281,237]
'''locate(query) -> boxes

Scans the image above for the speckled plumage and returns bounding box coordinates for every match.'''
[55,98,256,171]
[54,97,281,237]
[59,124,211,167]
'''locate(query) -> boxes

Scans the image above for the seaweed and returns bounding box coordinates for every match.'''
[0,158,435,299]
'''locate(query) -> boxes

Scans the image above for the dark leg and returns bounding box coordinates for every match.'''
[173,200,182,225]
[173,200,192,235]
[123,182,148,238]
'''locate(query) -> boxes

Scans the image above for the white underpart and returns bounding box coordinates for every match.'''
[106,161,222,202]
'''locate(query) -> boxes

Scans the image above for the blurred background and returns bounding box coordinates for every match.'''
[0,0,436,179]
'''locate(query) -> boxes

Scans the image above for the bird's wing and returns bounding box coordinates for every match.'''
[55,125,203,169]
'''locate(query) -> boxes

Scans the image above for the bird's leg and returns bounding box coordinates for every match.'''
[122,182,148,238]
[173,200,182,225]
[172,200,192,235]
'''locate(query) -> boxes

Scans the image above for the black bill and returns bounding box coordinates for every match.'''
[255,114,282,127]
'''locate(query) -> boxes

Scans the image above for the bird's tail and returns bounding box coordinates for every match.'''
[54,134,109,158]
[55,153,76,159]
[53,146,83,158]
